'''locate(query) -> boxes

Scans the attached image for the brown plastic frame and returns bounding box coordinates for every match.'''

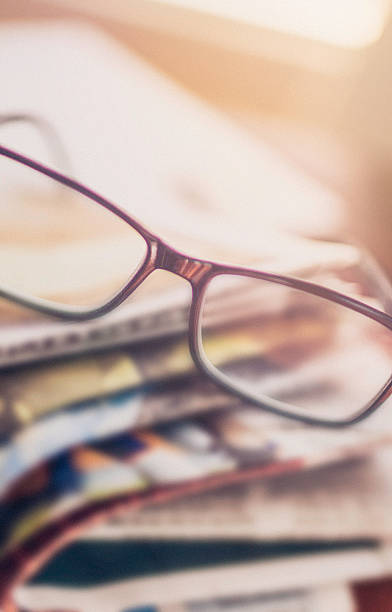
[1,143,392,428]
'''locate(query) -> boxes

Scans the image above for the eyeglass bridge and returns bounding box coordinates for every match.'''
[155,241,211,284]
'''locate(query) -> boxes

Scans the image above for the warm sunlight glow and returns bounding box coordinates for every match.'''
[157,0,391,47]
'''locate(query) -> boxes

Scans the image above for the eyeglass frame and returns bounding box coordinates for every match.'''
[0,140,391,429]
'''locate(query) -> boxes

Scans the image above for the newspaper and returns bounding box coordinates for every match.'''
[16,581,355,612]
[0,236,359,368]
[16,540,380,612]
[1,241,387,441]
[0,251,372,442]
[3,403,392,557]
[84,446,392,543]
[0,294,330,441]
[2,301,391,494]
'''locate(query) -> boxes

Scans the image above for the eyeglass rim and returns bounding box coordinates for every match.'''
[189,270,392,428]
[0,143,160,318]
[0,143,391,428]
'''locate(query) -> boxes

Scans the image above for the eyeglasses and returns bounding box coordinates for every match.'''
[0,119,391,428]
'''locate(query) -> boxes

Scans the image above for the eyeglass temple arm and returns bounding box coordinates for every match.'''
[0,113,72,175]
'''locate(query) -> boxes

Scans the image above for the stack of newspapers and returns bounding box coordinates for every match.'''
[1,20,392,612]
[1,232,392,612]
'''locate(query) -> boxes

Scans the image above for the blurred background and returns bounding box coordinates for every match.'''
[2,0,392,272]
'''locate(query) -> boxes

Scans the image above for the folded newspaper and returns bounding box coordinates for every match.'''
[1,242,392,608]
[0,187,391,605]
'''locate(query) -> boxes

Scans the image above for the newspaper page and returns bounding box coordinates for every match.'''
[15,583,355,612]
[85,446,392,542]
[0,235,360,368]
[16,543,379,612]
